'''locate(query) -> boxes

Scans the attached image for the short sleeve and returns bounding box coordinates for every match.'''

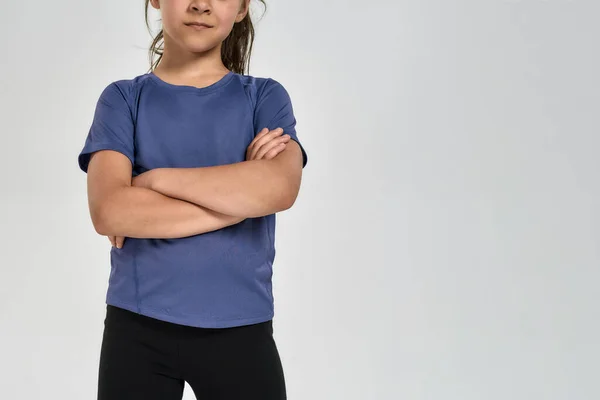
[254,78,308,168]
[77,81,135,173]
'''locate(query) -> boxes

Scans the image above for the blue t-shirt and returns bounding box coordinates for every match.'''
[78,70,308,328]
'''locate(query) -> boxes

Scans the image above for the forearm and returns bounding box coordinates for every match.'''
[95,186,245,238]
[151,160,291,218]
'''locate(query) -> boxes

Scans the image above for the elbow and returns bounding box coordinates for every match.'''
[91,204,112,236]
[249,190,296,217]
[89,184,129,235]
[280,184,300,211]
[90,192,122,236]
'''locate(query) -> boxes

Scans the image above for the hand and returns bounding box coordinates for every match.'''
[246,127,290,161]
[108,235,125,249]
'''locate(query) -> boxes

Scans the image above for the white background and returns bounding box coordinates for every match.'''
[0,0,598,399]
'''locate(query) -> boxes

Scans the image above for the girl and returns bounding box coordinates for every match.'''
[77,1,308,399]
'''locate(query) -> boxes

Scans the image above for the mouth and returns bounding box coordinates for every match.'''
[185,22,213,29]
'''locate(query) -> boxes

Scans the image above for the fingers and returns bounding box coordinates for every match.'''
[246,128,270,158]
[247,127,286,160]
[256,135,290,159]
[265,143,287,159]
[254,127,270,141]
[108,236,125,249]
[247,128,292,161]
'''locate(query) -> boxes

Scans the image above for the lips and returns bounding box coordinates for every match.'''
[185,22,213,28]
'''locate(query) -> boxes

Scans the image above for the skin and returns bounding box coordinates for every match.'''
[148,0,251,85]
[108,0,290,248]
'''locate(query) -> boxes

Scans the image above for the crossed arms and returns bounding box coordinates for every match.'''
[87,139,304,239]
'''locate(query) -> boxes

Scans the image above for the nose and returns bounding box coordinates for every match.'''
[190,1,211,13]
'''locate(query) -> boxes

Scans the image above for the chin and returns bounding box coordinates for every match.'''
[185,44,220,54]
[172,40,211,53]
[180,36,222,53]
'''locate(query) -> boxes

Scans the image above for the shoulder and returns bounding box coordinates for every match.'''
[96,73,153,111]
[233,73,292,108]
[234,73,290,94]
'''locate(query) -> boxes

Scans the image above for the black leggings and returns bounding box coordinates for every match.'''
[98,305,287,400]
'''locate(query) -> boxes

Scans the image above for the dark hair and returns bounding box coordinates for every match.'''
[144,0,266,75]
